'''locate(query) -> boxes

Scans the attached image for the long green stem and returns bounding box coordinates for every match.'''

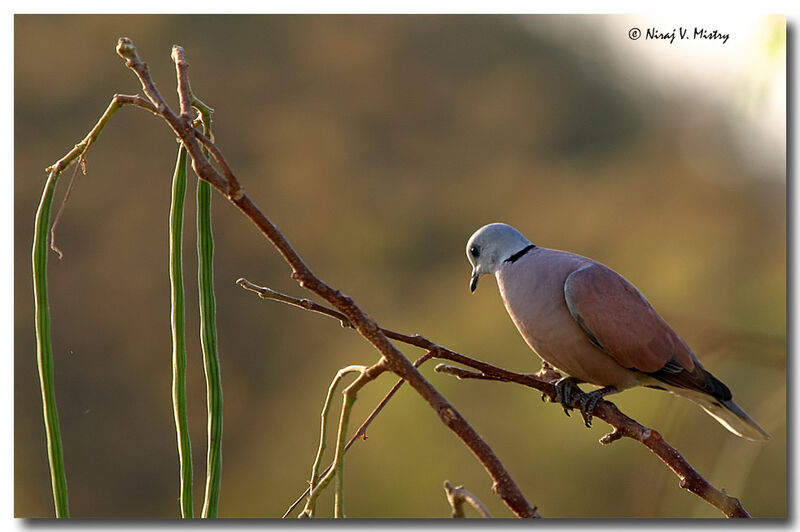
[195,101,223,518]
[32,171,70,517]
[169,145,193,518]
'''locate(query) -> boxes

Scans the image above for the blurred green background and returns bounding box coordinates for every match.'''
[15,15,785,518]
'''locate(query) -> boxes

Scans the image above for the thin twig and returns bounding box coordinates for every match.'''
[333,365,384,517]
[282,351,434,518]
[239,280,751,519]
[300,360,389,517]
[49,149,87,259]
[434,364,497,381]
[304,365,365,517]
[46,94,156,176]
[444,481,491,518]
[237,278,433,347]
[237,278,354,329]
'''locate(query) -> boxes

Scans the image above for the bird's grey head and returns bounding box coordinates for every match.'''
[466,223,533,292]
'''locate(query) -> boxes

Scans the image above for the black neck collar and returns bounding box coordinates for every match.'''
[504,244,536,264]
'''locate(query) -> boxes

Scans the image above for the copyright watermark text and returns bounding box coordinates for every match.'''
[628,26,730,44]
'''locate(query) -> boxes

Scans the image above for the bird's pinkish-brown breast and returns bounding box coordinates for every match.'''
[496,248,642,388]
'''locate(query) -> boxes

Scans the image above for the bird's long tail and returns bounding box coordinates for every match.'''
[646,362,771,441]
[692,395,771,442]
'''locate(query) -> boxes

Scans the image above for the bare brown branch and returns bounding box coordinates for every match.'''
[239,280,751,519]
[170,45,192,120]
[434,364,496,381]
[194,128,242,200]
[115,38,228,194]
[430,354,752,518]
[112,39,538,519]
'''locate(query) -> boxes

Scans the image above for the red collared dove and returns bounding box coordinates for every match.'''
[466,222,770,441]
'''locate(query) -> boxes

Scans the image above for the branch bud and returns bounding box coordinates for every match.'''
[116,38,137,60]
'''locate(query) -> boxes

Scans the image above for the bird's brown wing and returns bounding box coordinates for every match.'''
[563,263,695,374]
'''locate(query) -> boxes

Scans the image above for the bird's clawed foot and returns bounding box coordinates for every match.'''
[554,376,581,417]
[575,387,617,427]
[553,377,617,428]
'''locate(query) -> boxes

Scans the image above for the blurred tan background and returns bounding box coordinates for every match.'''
[15,15,785,518]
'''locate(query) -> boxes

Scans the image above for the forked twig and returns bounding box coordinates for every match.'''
[300,361,389,518]
[282,351,434,518]
[303,365,368,517]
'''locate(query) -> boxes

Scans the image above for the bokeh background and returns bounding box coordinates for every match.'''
[15,15,785,518]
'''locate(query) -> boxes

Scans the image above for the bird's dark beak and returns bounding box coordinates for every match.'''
[470,270,479,293]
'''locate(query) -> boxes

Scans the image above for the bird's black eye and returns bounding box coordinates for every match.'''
[469,245,480,258]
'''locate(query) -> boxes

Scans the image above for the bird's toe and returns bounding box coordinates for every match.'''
[554,377,582,417]
[577,394,598,427]
[576,386,618,428]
